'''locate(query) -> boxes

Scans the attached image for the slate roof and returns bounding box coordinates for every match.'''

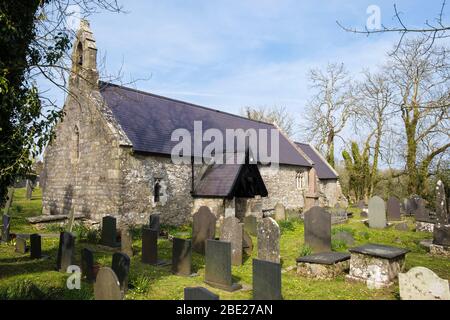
[295,142,338,180]
[99,81,311,167]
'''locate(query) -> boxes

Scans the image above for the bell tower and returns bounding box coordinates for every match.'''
[70,19,99,87]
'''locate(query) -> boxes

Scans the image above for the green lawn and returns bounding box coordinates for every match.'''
[0,188,448,300]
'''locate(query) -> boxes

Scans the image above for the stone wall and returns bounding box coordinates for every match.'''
[318,180,346,207]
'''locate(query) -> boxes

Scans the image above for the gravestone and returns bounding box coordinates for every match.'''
[220,216,243,266]
[331,207,348,224]
[81,248,95,282]
[184,287,219,300]
[433,180,450,249]
[30,233,41,259]
[242,230,253,256]
[15,237,27,254]
[244,215,258,236]
[111,252,130,293]
[406,197,419,215]
[303,207,331,253]
[120,227,133,257]
[274,203,286,221]
[204,240,242,292]
[435,180,448,225]
[1,214,10,243]
[100,216,120,247]
[252,258,282,300]
[415,198,430,222]
[94,267,123,300]
[56,232,75,272]
[257,217,280,263]
[399,267,450,300]
[387,197,401,221]
[368,196,387,229]
[142,227,168,265]
[172,238,192,276]
[192,206,216,254]
[149,213,160,233]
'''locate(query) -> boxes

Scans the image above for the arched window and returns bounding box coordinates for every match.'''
[74,126,80,159]
[154,180,161,203]
[76,42,83,66]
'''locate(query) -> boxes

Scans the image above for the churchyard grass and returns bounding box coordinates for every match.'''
[0,188,448,300]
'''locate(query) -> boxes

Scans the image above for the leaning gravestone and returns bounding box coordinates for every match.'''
[368,196,387,229]
[220,216,243,266]
[1,214,11,243]
[304,207,331,253]
[387,197,401,221]
[56,232,75,272]
[100,216,120,247]
[204,240,242,292]
[111,252,130,293]
[184,287,219,300]
[15,237,27,254]
[274,203,286,221]
[252,258,282,300]
[172,238,192,276]
[257,217,280,263]
[149,213,161,233]
[244,215,258,236]
[192,206,216,254]
[94,267,123,300]
[30,233,41,259]
[120,226,133,257]
[399,267,450,300]
[81,248,95,283]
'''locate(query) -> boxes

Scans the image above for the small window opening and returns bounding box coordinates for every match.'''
[154,179,161,203]
[77,42,83,66]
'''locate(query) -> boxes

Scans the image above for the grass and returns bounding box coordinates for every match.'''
[0,188,448,300]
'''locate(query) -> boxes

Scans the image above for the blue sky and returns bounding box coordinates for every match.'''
[42,0,448,141]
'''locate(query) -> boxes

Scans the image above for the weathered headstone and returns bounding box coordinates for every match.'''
[387,197,401,221]
[304,207,331,253]
[252,258,282,300]
[111,252,130,293]
[94,267,123,300]
[192,206,216,254]
[149,213,160,233]
[257,217,280,263]
[15,237,27,254]
[100,216,120,247]
[30,233,41,259]
[220,216,243,266]
[1,214,11,243]
[242,230,253,256]
[399,267,450,300]
[56,232,75,272]
[415,198,430,222]
[184,287,219,300]
[368,196,387,229]
[204,240,241,292]
[172,238,192,276]
[120,227,133,257]
[81,248,95,282]
[244,215,258,236]
[25,179,33,200]
[274,203,286,221]
[406,197,419,215]
[435,180,449,225]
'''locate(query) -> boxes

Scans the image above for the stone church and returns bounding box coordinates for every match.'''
[41,21,346,226]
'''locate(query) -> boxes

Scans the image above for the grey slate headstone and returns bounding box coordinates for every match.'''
[172,238,192,276]
[415,198,430,222]
[56,232,75,272]
[100,216,120,247]
[435,180,449,225]
[244,215,258,236]
[15,237,27,254]
[406,197,419,215]
[349,243,409,259]
[149,213,161,233]
[142,227,158,265]
[81,248,95,283]
[111,252,130,293]
[296,252,350,265]
[433,225,450,246]
[274,203,286,221]
[30,233,41,259]
[1,214,11,243]
[94,267,123,300]
[387,197,401,221]
[120,227,133,257]
[368,196,387,229]
[204,240,242,292]
[184,287,219,300]
[192,206,216,254]
[257,217,280,263]
[252,258,282,300]
[304,207,331,253]
[220,216,243,266]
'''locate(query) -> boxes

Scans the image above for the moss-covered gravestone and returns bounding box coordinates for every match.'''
[257,217,280,263]
[220,216,243,266]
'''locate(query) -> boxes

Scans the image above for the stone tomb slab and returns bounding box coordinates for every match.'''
[347,244,409,288]
[296,252,350,280]
[204,240,242,292]
[252,258,282,300]
[172,238,193,276]
[184,287,219,300]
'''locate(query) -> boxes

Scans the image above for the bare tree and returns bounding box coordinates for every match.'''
[242,105,295,137]
[300,63,354,167]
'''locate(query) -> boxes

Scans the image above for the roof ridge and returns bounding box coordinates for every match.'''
[99,81,277,127]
